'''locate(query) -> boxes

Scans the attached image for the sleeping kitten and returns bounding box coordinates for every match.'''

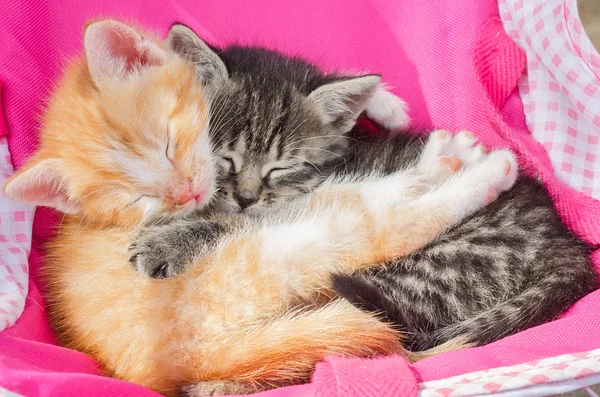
[132,24,598,352]
[4,20,517,396]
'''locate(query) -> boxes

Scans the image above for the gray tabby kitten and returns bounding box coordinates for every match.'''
[130,24,598,351]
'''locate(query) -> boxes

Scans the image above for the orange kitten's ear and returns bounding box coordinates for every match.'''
[4,158,81,214]
[84,20,166,84]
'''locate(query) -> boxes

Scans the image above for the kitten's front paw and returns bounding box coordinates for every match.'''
[475,149,518,201]
[417,130,490,184]
[365,86,411,132]
[415,130,519,221]
[128,226,190,279]
[438,146,518,221]
[128,219,224,279]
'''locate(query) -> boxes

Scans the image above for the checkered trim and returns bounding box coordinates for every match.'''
[499,0,600,199]
[0,135,34,331]
[418,348,600,396]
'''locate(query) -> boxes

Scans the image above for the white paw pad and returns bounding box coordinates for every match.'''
[418,130,494,179]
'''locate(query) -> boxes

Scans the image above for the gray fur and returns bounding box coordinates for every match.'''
[130,217,226,278]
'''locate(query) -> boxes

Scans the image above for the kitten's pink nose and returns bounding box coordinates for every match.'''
[172,180,195,205]
[174,190,195,205]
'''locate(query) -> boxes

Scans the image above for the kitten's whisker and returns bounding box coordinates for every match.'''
[282,118,309,141]
[287,134,350,146]
[208,96,229,136]
[296,146,346,161]
[289,155,323,175]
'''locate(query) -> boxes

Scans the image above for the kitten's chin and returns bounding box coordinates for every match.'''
[213,200,264,218]
[140,194,214,222]
[178,195,215,216]
[239,206,267,218]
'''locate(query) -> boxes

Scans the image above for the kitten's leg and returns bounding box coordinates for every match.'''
[316,149,517,269]
[292,131,516,272]
[129,219,226,278]
[365,85,411,132]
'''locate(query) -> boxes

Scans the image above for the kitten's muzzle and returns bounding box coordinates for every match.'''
[234,189,259,209]
[172,179,207,206]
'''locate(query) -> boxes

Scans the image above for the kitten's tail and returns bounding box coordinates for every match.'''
[333,256,598,351]
[330,273,472,359]
[188,299,406,394]
[426,263,598,347]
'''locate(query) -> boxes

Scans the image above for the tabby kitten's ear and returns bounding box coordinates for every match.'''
[167,24,229,90]
[4,157,81,214]
[84,20,166,84]
[308,75,381,131]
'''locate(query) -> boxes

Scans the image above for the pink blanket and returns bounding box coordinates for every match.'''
[1,0,599,396]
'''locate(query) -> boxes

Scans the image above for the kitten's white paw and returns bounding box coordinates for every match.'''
[365,87,411,132]
[450,131,488,166]
[424,146,518,223]
[485,149,518,192]
[417,130,490,182]
[451,130,477,155]
[451,149,518,217]
[416,130,450,174]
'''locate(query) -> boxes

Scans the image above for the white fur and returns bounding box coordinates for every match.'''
[365,86,411,132]
[260,219,329,258]
[414,130,518,222]
[359,172,424,211]
[422,149,518,223]
[417,130,492,182]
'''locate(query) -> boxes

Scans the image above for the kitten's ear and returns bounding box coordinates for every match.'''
[4,158,81,214]
[167,24,228,89]
[84,20,166,84]
[309,75,381,130]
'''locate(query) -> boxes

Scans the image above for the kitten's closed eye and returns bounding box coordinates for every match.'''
[264,167,290,181]
[219,156,237,173]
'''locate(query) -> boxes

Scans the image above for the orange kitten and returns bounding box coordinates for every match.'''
[4,20,518,396]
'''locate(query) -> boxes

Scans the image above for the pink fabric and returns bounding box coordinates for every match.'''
[1,0,600,396]
[312,356,417,397]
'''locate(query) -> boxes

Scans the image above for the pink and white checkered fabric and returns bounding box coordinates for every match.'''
[0,134,34,331]
[419,348,600,397]
[499,0,600,199]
